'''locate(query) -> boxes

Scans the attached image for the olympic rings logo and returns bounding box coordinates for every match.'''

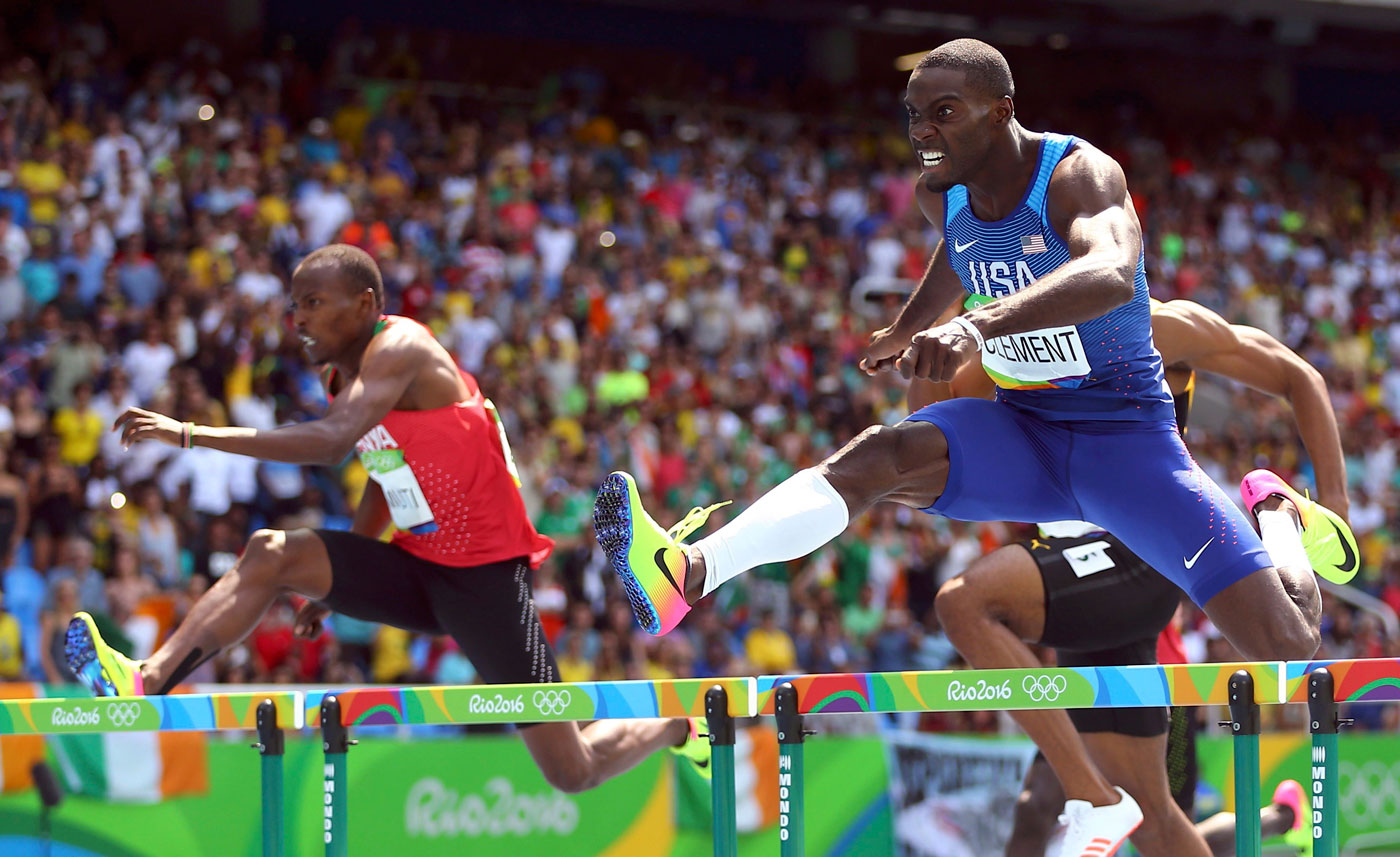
[1022,675,1068,703]
[1340,759,1400,830]
[106,701,141,727]
[531,689,572,716]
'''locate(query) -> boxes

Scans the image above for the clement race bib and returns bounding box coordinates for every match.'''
[982,325,1091,386]
[964,293,1090,389]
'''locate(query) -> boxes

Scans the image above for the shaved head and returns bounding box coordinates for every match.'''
[294,244,384,307]
[915,39,1015,102]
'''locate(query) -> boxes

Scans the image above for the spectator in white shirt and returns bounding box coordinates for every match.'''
[121,322,177,404]
[233,249,283,305]
[295,166,353,248]
[0,206,29,269]
[89,113,144,191]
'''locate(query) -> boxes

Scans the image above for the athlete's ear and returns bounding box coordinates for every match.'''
[994,96,1015,126]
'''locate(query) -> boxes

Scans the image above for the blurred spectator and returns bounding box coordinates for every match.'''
[744,608,798,674]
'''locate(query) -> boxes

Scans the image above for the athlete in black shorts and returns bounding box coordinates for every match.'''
[919,297,1348,856]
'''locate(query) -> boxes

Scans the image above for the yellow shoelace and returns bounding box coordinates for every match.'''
[667,501,732,543]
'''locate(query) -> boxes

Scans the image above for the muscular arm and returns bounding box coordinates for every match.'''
[1154,300,1349,518]
[960,145,1140,340]
[190,331,422,467]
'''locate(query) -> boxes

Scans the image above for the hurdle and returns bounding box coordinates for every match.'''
[758,657,1400,857]
[1,659,1397,857]
[302,677,757,857]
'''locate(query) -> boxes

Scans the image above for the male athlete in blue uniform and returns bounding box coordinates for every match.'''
[593,40,1349,856]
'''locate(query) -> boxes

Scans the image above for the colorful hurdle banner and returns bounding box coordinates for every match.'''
[2,660,1399,857]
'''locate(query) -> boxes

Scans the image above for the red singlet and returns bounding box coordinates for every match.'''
[337,315,553,569]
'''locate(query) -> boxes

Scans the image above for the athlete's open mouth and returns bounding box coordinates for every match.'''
[918,150,945,169]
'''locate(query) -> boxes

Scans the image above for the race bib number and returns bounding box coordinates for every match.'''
[361,449,437,532]
[1062,540,1115,578]
[962,293,1090,388]
[982,325,1090,387]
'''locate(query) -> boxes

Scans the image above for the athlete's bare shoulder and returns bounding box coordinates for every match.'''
[1045,140,1131,216]
[1044,137,1140,260]
[364,316,465,408]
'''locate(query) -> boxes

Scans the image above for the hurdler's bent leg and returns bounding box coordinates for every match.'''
[1070,424,1320,661]
[936,547,1121,808]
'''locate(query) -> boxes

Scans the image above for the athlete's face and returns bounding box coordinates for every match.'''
[288,270,376,364]
[905,68,1008,193]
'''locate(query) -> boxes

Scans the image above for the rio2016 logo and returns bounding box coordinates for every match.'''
[947,678,1013,702]
[50,706,101,727]
[406,776,578,837]
[467,694,525,715]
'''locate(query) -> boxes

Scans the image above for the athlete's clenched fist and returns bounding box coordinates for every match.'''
[893,320,981,381]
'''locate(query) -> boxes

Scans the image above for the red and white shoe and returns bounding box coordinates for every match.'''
[1057,786,1142,857]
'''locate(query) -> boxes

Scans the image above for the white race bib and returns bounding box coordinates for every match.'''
[362,449,436,532]
[982,325,1090,387]
[1061,540,1115,578]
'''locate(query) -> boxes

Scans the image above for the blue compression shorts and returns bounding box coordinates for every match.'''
[906,398,1270,607]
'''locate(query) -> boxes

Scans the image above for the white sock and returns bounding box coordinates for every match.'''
[1258,508,1311,573]
[694,468,850,597]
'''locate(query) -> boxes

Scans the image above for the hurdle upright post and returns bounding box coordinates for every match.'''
[320,695,353,857]
[775,683,806,857]
[1222,670,1262,857]
[1308,668,1350,857]
[252,699,284,857]
[705,685,738,857]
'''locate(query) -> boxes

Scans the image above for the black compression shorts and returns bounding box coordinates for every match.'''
[314,529,558,688]
[1019,533,1184,737]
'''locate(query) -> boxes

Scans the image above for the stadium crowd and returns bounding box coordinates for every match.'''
[0,15,1397,733]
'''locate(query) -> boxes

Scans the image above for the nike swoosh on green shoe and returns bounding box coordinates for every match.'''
[65,612,144,697]
[593,471,730,635]
[1240,469,1359,584]
[670,718,711,780]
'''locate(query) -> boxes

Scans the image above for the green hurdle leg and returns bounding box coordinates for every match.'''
[706,686,737,857]
[1307,668,1350,857]
[775,683,806,857]
[1223,670,1261,857]
[321,696,353,857]
[253,699,285,857]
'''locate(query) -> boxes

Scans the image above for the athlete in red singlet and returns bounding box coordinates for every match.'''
[68,244,706,793]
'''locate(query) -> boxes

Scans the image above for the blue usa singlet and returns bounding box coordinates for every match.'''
[943,133,1173,422]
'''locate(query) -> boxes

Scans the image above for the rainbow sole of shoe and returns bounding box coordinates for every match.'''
[594,473,661,634]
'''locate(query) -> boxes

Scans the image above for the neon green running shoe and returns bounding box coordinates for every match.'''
[1273,779,1313,857]
[1241,470,1359,584]
[671,718,711,780]
[65,612,144,697]
[593,471,729,635]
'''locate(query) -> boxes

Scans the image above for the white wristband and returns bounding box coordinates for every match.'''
[949,315,985,352]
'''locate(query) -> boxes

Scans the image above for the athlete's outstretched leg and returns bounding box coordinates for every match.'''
[68,528,333,697]
[595,398,1077,636]
[688,420,952,599]
[521,719,691,794]
[935,547,1121,808]
[594,419,954,634]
